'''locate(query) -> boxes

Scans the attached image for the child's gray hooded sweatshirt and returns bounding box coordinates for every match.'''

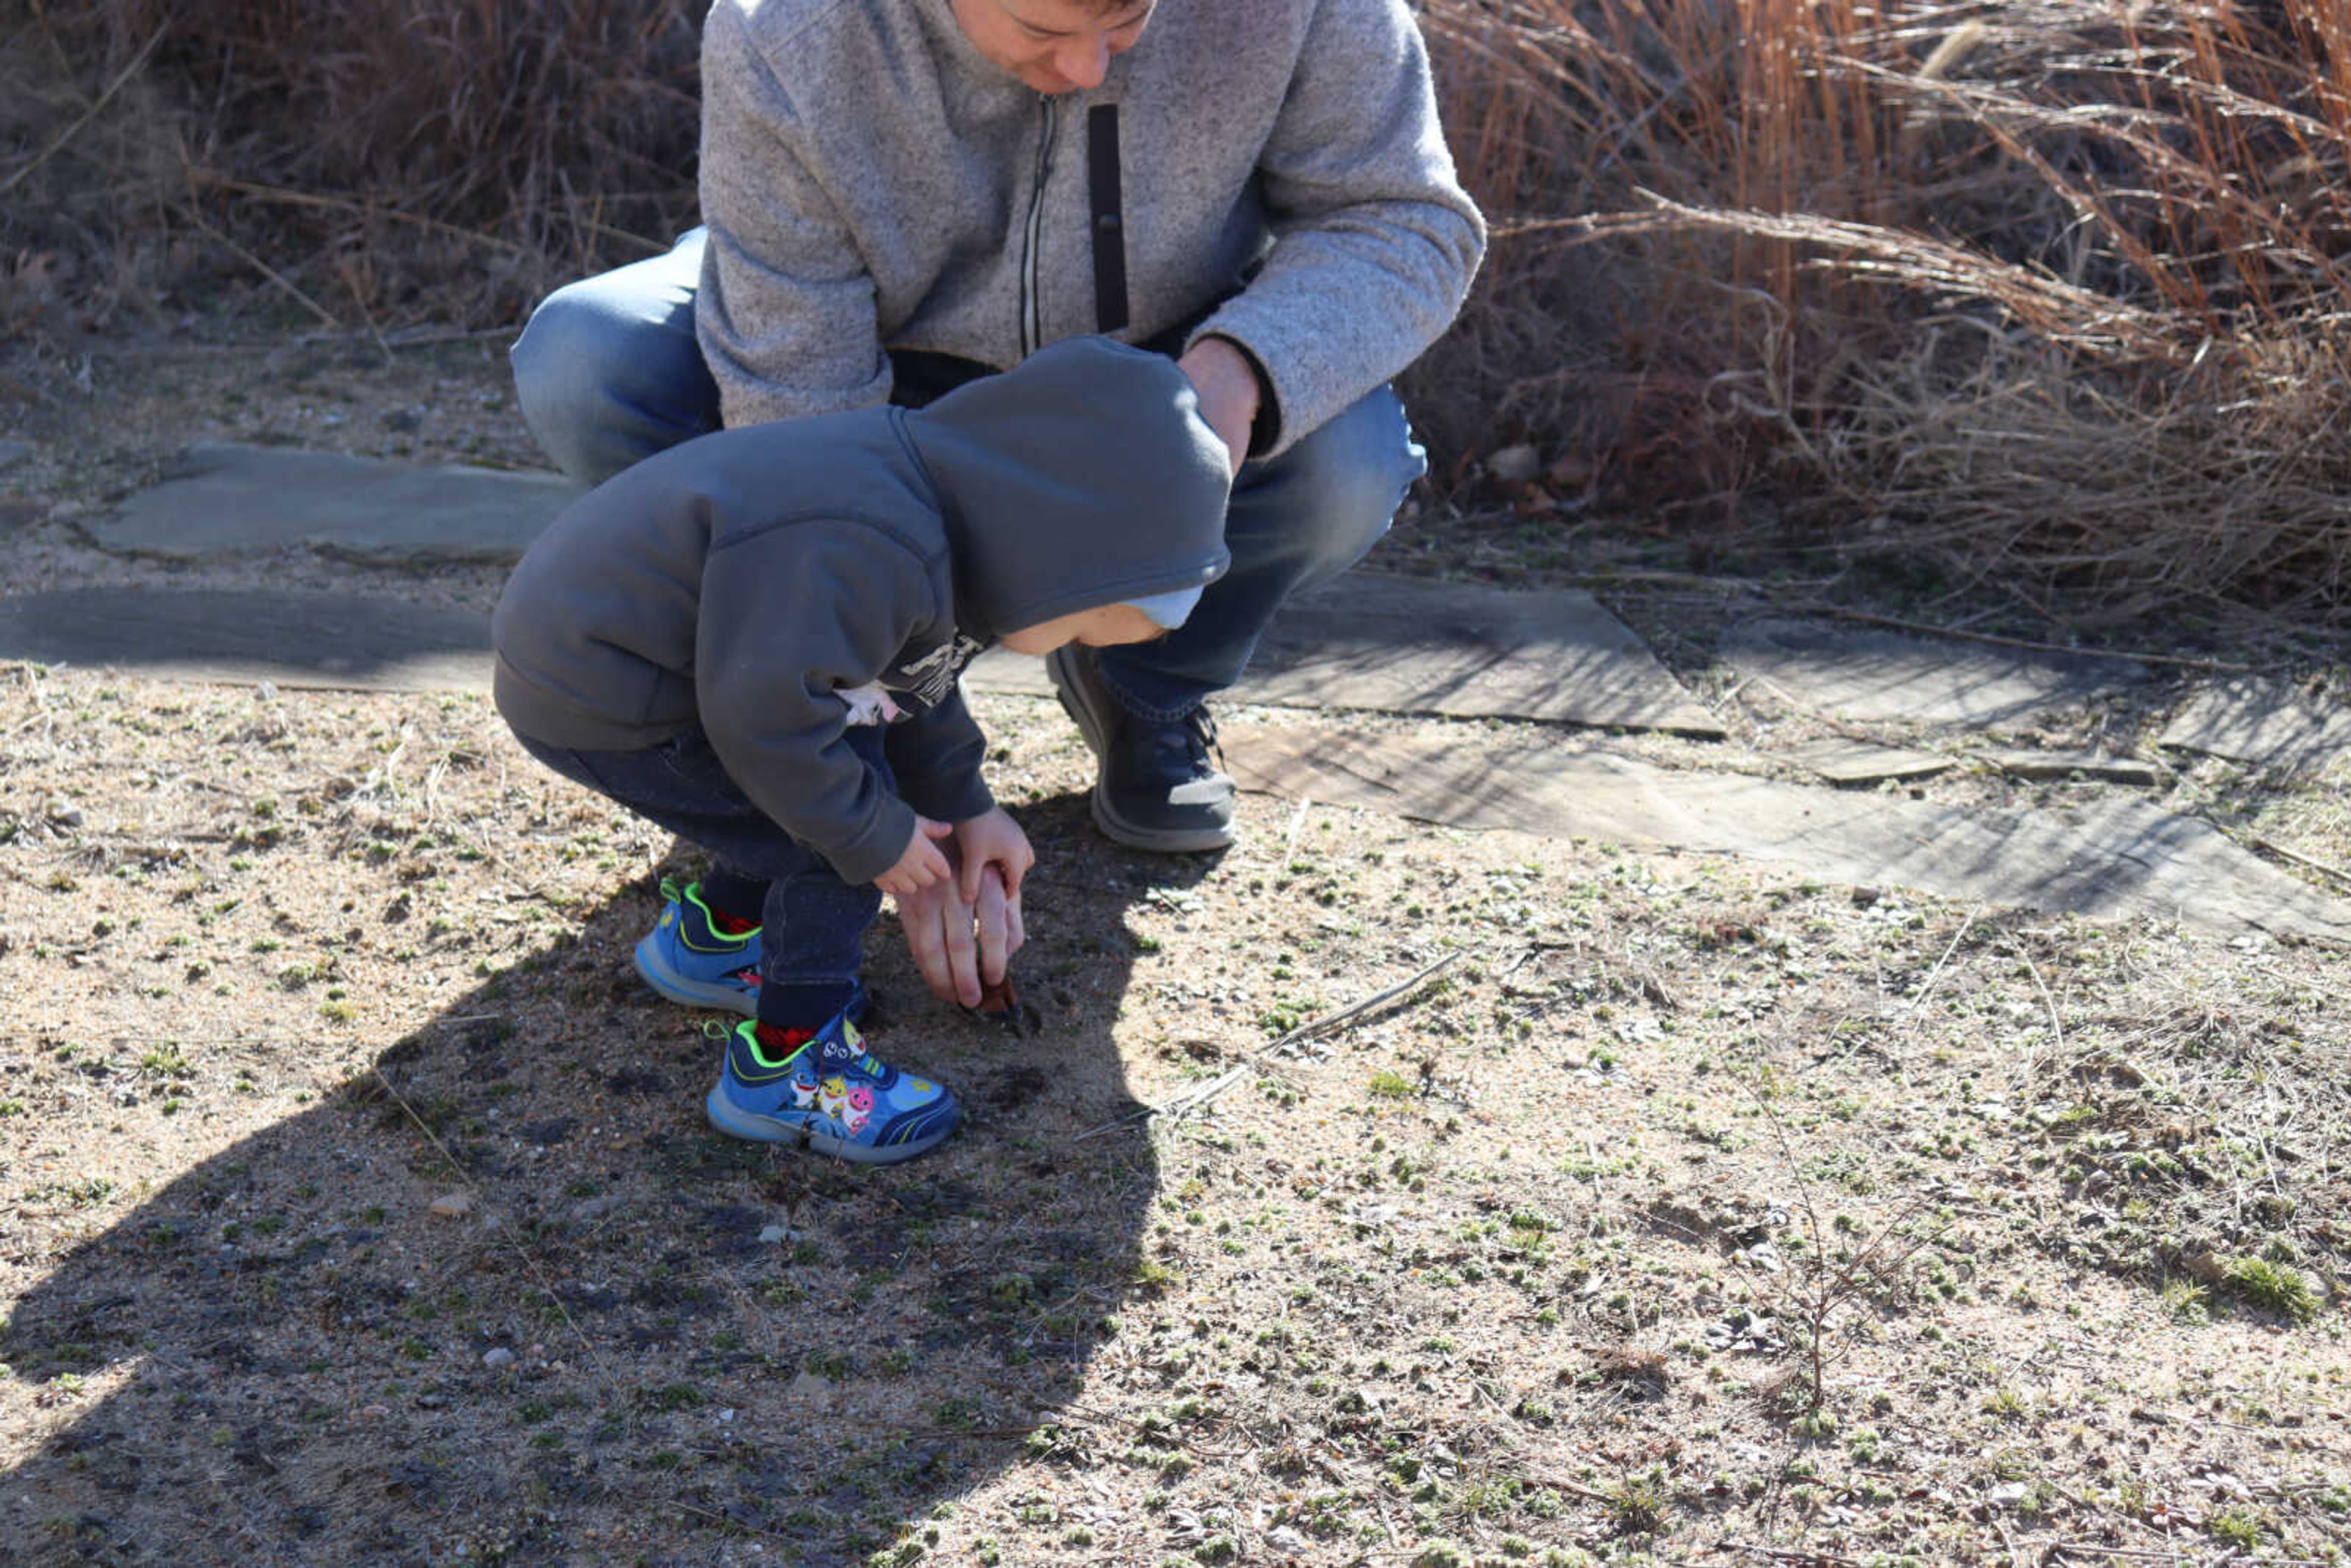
[492,337,1231,885]
[697,0,1485,458]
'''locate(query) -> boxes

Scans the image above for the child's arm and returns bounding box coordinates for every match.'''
[697,525,947,885]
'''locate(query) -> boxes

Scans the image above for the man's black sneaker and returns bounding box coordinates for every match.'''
[1046,645,1237,852]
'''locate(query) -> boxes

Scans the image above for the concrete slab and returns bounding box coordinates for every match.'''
[92,443,577,565]
[2159,679,2351,772]
[0,588,493,693]
[1782,739,1951,786]
[1722,618,2147,728]
[1979,749,2163,786]
[970,573,1725,735]
[1223,723,2351,943]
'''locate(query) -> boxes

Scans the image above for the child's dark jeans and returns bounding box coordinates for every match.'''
[511,723,886,1022]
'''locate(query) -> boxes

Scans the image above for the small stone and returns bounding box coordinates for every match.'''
[1786,738,1951,786]
[1979,748,2162,786]
[758,1224,800,1245]
[571,1193,626,1223]
[428,1192,473,1220]
[482,1347,516,1369]
[1485,443,1541,482]
[1988,1481,2030,1507]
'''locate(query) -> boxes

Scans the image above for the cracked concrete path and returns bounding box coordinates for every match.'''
[3,444,2346,942]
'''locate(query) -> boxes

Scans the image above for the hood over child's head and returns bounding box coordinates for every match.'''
[900,336,1233,645]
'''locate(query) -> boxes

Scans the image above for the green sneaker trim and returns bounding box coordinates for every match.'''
[662,876,762,948]
[737,1019,816,1073]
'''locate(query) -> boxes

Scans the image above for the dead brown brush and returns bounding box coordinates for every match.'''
[4,0,702,330]
[1414,0,2351,623]
[7,0,2351,622]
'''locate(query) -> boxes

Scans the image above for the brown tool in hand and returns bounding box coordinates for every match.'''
[967,975,1035,1037]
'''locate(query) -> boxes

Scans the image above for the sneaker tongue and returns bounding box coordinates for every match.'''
[815,1019,868,1071]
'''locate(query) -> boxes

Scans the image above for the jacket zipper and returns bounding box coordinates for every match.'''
[1020,94,1057,359]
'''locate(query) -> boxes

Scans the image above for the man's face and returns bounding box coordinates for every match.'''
[948,0,1155,95]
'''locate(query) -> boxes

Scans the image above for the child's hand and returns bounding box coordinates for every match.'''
[873,816,953,898]
[953,806,1035,906]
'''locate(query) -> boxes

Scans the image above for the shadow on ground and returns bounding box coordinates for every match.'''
[2,795,1199,1566]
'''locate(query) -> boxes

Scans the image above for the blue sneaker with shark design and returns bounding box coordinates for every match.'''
[634,878,762,1015]
[706,1015,961,1163]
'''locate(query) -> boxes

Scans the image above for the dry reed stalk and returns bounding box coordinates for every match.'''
[7,0,2351,620]
[1412,0,2351,623]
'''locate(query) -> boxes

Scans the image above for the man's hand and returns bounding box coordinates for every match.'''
[872,816,953,899]
[896,858,1024,1008]
[1177,336,1261,479]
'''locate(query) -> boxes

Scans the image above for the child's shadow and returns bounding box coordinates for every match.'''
[1,796,1207,1566]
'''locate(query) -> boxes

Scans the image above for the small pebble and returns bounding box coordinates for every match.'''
[428,1192,473,1220]
[483,1348,516,1370]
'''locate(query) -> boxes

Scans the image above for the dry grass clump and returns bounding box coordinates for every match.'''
[3,0,700,331]
[1415,0,2351,623]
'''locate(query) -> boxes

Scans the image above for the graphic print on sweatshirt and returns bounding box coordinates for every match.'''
[876,632,986,712]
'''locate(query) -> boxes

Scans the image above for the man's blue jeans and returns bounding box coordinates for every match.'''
[510,228,1427,720]
[512,723,883,1022]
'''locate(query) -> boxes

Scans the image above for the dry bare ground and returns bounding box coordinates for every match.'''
[6,3,2351,1543]
[1,655,2347,1567]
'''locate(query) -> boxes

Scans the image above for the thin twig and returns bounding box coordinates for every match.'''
[184,170,535,257]
[2248,834,2351,890]
[1903,904,1982,1022]
[369,1065,601,1367]
[1280,796,1313,866]
[2045,1547,2330,1566]
[2011,936,2065,1057]
[171,197,339,329]
[1071,948,1467,1142]
[1792,604,2263,674]
[1720,1545,1866,1568]
[0,24,166,199]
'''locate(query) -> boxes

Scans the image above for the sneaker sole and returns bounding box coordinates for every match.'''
[703,1086,957,1164]
[634,935,760,1016]
[1046,647,1237,853]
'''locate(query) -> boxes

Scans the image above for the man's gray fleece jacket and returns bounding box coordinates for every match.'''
[492,337,1232,884]
[699,0,1486,457]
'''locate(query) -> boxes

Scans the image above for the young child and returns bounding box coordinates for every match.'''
[492,337,1232,1163]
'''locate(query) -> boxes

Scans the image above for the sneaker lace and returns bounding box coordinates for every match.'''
[1166,705,1224,774]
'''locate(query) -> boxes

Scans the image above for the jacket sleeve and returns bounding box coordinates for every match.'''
[694,523,941,883]
[697,2,893,430]
[885,688,997,825]
[1185,0,1487,457]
